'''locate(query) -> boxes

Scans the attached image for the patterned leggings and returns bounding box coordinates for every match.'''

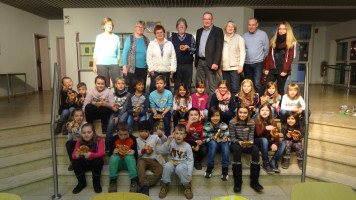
[283,140,303,160]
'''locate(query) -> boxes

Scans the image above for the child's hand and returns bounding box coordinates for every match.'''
[272,104,276,108]
[293,108,298,112]
[67,126,73,133]
[286,132,292,138]
[167,132,174,142]
[83,152,91,159]
[81,97,85,103]
[200,111,205,119]
[214,136,221,143]
[113,148,120,155]
[261,99,266,104]
[177,105,181,111]
[271,144,277,152]
[112,107,118,112]
[266,125,274,131]
[184,107,188,112]
[75,151,80,158]
[126,149,135,156]
[188,176,192,182]
[156,127,163,137]
[134,116,139,121]
[297,108,303,114]
[196,140,203,145]
[293,136,299,141]
[222,136,228,142]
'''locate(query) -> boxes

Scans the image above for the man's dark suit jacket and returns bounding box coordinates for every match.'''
[195,25,224,69]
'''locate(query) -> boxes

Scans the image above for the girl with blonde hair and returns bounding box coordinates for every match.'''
[264,21,297,96]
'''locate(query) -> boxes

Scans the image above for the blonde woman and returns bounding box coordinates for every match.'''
[93,17,121,91]
[221,20,246,95]
[264,21,297,96]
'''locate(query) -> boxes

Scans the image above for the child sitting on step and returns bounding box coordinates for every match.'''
[108,122,138,193]
[159,124,194,199]
[136,120,167,196]
[281,111,304,170]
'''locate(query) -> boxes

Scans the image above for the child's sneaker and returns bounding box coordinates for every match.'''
[159,182,169,198]
[262,161,274,174]
[108,178,117,193]
[141,185,149,196]
[298,160,303,170]
[270,159,280,173]
[204,166,214,178]
[130,177,139,192]
[221,167,229,181]
[183,184,193,199]
[282,158,290,169]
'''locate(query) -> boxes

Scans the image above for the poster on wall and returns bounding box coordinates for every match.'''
[81,45,95,56]
[88,59,93,69]
[146,21,161,33]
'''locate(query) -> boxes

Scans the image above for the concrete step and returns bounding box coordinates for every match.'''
[0,123,50,140]
[309,123,356,139]
[307,147,356,167]
[308,129,356,148]
[306,156,356,178]
[307,139,356,156]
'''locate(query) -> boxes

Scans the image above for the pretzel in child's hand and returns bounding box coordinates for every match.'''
[153,114,164,119]
[134,107,143,113]
[112,103,119,109]
[291,130,301,137]
[66,120,77,128]
[270,127,279,138]
[214,129,221,140]
[180,105,187,113]
[260,96,270,103]
[241,141,253,148]
[248,106,255,111]
[96,98,103,107]
[144,144,154,155]
[77,145,89,153]
[117,144,130,155]
[192,144,200,151]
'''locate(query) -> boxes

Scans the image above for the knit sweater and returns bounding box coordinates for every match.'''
[160,140,194,176]
[93,33,120,65]
[137,134,167,159]
[221,33,246,71]
[203,122,229,143]
[254,118,279,145]
[83,87,115,113]
[242,29,269,64]
[228,119,255,143]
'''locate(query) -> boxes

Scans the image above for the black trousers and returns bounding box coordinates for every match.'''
[66,140,77,162]
[72,157,104,176]
[174,63,193,91]
[230,143,259,163]
[172,110,187,128]
[85,104,113,132]
[187,141,208,162]
[266,73,288,96]
[127,67,148,94]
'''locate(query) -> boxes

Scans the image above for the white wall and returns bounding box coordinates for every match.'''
[63,7,254,89]
[0,2,49,97]
[49,20,65,86]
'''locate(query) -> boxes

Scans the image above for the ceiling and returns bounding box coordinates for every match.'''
[1,0,356,21]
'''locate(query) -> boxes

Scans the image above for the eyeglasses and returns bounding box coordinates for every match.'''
[136,26,145,29]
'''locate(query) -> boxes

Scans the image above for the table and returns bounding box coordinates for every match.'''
[0,73,27,103]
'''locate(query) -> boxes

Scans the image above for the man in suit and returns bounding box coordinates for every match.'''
[195,12,224,97]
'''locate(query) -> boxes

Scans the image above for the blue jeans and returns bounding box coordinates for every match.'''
[58,107,75,134]
[254,137,285,162]
[207,140,230,168]
[107,112,128,142]
[149,111,172,137]
[222,70,240,95]
[279,110,311,122]
[243,62,263,95]
[271,107,278,118]
[127,114,147,134]
[150,72,171,93]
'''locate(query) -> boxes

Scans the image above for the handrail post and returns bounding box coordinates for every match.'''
[301,62,310,182]
[51,63,61,199]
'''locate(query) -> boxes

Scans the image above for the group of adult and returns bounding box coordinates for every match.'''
[93,12,297,97]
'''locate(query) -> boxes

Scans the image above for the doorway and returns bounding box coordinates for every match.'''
[34,34,50,91]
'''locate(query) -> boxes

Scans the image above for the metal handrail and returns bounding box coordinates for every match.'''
[301,62,309,182]
[50,63,61,199]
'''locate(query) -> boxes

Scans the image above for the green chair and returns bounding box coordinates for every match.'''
[90,192,152,200]
[291,182,356,200]
[0,193,21,200]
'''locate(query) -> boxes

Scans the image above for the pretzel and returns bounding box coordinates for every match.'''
[77,145,89,153]
[179,45,186,51]
[241,141,253,148]
[291,130,301,137]
[180,105,187,113]
[153,114,163,119]
[270,127,279,138]
[214,129,222,140]
[144,144,154,155]
[261,96,270,102]
[248,106,255,111]
[134,107,143,113]
[66,120,77,128]
[192,144,200,151]
[169,158,179,166]
[117,144,130,155]
[96,98,103,107]
[112,103,119,109]
[67,90,79,104]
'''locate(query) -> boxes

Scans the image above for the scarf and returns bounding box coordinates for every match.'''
[215,89,231,105]
[276,33,287,50]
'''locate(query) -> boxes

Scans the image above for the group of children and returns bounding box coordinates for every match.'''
[56,74,308,198]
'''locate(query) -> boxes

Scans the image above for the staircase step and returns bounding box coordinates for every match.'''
[306,166,356,189]
[309,123,356,138]
[306,156,356,178]
[307,147,356,167]
[308,130,356,148]
[0,123,50,140]
[307,139,356,156]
